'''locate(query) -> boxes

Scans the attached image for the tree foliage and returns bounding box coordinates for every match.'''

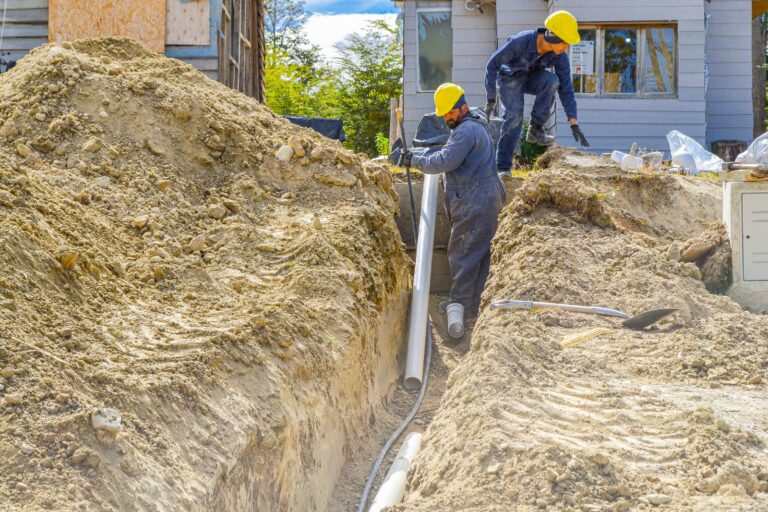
[264,0,402,156]
[334,21,402,155]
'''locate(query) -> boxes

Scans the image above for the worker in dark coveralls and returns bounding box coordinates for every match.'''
[484,10,590,175]
[400,83,506,338]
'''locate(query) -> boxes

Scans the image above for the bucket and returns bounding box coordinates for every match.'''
[446,303,464,339]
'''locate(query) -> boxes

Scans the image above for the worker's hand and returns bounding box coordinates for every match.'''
[484,100,496,121]
[571,124,589,148]
[399,149,413,168]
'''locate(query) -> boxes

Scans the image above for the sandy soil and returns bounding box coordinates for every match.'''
[395,150,768,511]
[0,39,411,511]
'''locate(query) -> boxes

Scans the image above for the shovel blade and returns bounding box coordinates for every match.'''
[621,309,678,330]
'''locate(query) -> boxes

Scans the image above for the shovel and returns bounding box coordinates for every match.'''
[489,300,677,331]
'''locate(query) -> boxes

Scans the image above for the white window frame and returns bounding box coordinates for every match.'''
[415,7,452,93]
[575,23,678,99]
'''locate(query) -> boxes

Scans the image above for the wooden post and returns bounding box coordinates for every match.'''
[753,15,767,138]
[389,98,399,152]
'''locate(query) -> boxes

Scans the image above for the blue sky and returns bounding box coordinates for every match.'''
[303,0,397,14]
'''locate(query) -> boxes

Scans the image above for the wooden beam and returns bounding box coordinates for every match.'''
[755,0,768,19]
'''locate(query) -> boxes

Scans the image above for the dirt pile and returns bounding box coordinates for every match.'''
[396,151,768,511]
[0,39,410,511]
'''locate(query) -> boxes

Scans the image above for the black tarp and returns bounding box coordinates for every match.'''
[284,116,346,142]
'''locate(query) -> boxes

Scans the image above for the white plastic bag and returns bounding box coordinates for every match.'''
[736,132,768,166]
[666,130,723,174]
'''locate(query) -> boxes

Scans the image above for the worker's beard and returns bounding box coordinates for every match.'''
[446,119,459,129]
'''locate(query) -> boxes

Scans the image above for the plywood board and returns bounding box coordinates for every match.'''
[167,0,211,46]
[49,0,166,53]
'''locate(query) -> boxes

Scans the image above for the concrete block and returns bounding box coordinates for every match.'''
[723,180,768,312]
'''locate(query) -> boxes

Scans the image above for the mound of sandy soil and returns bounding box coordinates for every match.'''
[396,151,768,511]
[0,39,410,511]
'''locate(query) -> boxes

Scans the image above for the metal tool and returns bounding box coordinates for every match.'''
[489,300,677,331]
[721,162,768,178]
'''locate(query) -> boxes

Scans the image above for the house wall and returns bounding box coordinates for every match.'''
[705,0,754,146]
[402,0,497,143]
[551,0,707,156]
[0,0,218,81]
[2,0,49,64]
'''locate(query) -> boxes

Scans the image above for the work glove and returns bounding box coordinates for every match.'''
[484,100,496,121]
[571,124,590,148]
[399,148,413,168]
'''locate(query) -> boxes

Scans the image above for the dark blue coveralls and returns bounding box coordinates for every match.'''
[411,113,506,318]
[485,28,578,172]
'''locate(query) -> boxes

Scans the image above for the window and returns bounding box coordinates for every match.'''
[569,25,677,97]
[417,10,452,92]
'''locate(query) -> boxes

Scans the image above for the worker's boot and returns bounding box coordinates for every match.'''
[526,122,556,146]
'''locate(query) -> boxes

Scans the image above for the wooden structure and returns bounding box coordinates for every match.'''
[49,0,166,52]
[0,0,265,101]
[218,0,265,101]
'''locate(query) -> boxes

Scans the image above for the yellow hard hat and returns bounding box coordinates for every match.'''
[544,10,580,45]
[434,83,465,117]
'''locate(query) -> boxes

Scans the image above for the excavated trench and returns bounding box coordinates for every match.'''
[4,39,767,512]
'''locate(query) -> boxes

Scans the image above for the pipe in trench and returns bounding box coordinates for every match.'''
[367,432,423,512]
[403,172,440,390]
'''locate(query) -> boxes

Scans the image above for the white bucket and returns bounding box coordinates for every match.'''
[446,303,464,339]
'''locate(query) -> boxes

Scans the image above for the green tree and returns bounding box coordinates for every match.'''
[334,20,402,155]
[264,0,323,76]
[265,49,340,118]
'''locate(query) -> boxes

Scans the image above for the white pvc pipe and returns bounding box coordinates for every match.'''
[368,432,423,512]
[404,173,440,390]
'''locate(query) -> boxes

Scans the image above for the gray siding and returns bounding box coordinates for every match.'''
[451,1,496,113]
[705,0,753,146]
[0,0,48,63]
[551,0,707,156]
[403,0,453,142]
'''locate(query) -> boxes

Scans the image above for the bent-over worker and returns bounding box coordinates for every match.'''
[400,83,506,338]
[484,10,590,175]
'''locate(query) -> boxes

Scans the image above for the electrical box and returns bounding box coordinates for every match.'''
[742,192,768,281]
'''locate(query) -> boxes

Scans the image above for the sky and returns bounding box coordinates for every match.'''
[303,0,399,62]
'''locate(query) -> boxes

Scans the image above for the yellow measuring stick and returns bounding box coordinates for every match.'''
[562,327,616,349]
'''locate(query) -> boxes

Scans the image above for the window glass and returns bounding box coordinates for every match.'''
[570,29,596,94]
[604,28,637,94]
[643,27,675,93]
[417,11,452,91]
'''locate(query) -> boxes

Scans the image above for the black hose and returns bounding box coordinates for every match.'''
[356,124,435,512]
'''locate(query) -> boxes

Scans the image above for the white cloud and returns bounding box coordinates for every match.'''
[304,13,398,63]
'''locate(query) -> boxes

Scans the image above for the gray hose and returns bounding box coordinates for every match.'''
[356,325,433,512]
[357,126,434,512]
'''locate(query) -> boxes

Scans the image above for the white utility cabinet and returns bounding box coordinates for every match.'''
[723,179,768,311]
[742,193,768,281]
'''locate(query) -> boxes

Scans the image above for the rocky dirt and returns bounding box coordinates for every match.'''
[0,39,411,511]
[395,150,768,511]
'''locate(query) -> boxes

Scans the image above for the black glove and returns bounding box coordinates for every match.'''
[484,100,496,121]
[399,149,413,168]
[571,124,590,148]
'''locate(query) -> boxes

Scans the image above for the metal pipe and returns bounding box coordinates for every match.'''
[404,172,440,390]
[368,432,423,512]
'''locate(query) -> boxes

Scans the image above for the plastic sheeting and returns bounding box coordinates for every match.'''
[284,116,346,142]
[667,130,723,174]
[736,132,768,166]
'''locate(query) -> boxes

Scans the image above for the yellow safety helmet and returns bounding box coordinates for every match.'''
[434,83,465,117]
[544,10,580,45]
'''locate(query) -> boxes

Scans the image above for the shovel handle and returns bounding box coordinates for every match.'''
[490,300,630,320]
